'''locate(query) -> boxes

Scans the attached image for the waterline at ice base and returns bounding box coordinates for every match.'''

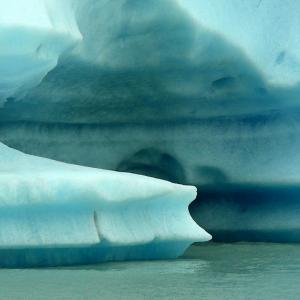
[0,142,210,267]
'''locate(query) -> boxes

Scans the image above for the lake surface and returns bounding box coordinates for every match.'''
[0,243,299,300]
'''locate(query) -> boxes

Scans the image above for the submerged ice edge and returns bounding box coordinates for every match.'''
[0,142,210,266]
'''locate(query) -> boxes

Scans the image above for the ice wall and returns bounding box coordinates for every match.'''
[0,142,210,266]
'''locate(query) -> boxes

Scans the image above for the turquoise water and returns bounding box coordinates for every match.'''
[0,243,299,300]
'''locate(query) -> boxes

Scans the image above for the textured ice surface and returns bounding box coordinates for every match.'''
[0,142,210,266]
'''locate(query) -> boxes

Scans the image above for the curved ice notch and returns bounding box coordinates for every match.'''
[0,0,81,103]
[0,143,210,267]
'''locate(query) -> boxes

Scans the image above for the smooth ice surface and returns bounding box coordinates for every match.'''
[1,0,299,111]
[0,142,210,266]
[177,0,300,86]
[0,0,81,102]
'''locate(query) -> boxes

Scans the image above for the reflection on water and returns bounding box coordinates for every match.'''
[0,243,299,299]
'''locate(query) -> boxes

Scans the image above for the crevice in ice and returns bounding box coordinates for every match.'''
[117,148,186,184]
[93,210,101,242]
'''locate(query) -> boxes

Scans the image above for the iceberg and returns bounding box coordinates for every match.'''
[0,142,210,267]
[0,0,299,244]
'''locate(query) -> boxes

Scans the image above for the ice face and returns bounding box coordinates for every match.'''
[0,142,210,267]
[0,0,81,102]
[1,0,298,184]
[1,0,299,120]
[176,0,300,86]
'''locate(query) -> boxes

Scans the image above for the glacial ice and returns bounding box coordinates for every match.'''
[0,0,81,102]
[177,0,300,86]
[0,142,210,266]
[0,0,299,244]
[190,184,300,242]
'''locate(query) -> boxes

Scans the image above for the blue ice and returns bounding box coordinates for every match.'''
[0,142,210,267]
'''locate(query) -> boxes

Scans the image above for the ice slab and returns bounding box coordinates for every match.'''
[0,142,210,266]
